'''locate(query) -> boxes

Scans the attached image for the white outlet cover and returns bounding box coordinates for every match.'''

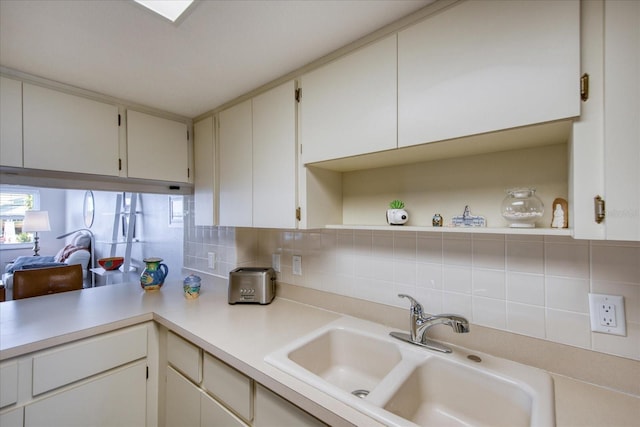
[588,293,626,336]
[272,254,281,273]
[207,252,216,269]
[292,255,302,276]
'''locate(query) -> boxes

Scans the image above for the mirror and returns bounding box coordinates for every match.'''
[83,190,95,228]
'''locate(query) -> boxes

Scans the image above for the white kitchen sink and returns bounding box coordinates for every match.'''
[265,316,555,427]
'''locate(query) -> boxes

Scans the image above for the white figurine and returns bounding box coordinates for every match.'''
[552,203,565,228]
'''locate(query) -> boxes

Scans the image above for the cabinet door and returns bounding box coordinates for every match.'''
[25,361,146,427]
[0,407,23,427]
[201,391,248,427]
[23,83,120,176]
[254,384,326,427]
[219,100,253,227]
[165,366,200,427]
[602,0,640,240]
[253,81,297,228]
[0,76,22,167]
[202,352,252,423]
[193,116,216,226]
[300,34,397,163]
[127,110,189,183]
[571,0,639,241]
[398,0,580,148]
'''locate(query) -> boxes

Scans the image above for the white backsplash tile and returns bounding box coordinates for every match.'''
[545,309,591,349]
[506,240,544,274]
[473,296,507,330]
[545,276,590,313]
[507,302,546,339]
[182,208,640,360]
[507,272,545,306]
[472,268,506,299]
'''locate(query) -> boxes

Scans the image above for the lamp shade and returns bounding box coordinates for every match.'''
[22,210,51,233]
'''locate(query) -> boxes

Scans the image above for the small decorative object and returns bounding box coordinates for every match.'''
[551,197,568,229]
[183,274,201,299]
[387,200,409,225]
[432,213,443,227]
[501,188,544,228]
[98,256,124,271]
[140,257,169,291]
[452,205,486,227]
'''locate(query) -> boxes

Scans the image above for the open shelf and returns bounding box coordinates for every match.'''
[326,224,572,236]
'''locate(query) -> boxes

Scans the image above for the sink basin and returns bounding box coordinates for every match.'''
[287,327,402,395]
[265,317,555,427]
[384,358,532,426]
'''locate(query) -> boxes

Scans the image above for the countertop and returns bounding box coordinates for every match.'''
[1,278,638,426]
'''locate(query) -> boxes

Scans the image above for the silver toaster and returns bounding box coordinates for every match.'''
[228,267,276,304]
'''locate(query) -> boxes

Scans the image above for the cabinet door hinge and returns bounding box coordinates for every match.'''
[118,158,122,171]
[295,88,302,103]
[296,207,301,221]
[118,114,121,126]
[594,195,605,224]
[146,366,149,379]
[581,73,589,101]
[187,130,189,141]
[187,168,190,178]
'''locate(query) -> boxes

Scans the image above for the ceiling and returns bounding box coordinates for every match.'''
[0,0,433,119]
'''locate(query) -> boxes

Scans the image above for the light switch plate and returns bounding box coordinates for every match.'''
[588,293,626,336]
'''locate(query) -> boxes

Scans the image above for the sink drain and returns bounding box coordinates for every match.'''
[351,389,370,399]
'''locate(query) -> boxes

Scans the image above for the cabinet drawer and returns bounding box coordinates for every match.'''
[202,353,252,422]
[32,324,148,395]
[167,332,201,383]
[0,406,23,427]
[0,360,18,408]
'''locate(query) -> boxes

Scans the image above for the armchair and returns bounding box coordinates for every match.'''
[2,230,93,296]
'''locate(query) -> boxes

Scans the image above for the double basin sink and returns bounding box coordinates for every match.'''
[265,316,555,426]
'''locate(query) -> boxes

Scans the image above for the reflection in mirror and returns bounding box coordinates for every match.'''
[83,190,95,228]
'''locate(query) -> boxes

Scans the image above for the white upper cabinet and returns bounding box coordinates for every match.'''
[126,110,189,183]
[219,99,253,227]
[300,34,397,163]
[193,116,216,226]
[253,81,297,229]
[23,83,120,176]
[603,0,640,241]
[0,76,23,167]
[218,81,297,229]
[572,0,640,241]
[398,0,580,148]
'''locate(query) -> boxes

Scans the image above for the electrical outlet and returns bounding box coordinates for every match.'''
[589,293,626,336]
[272,254,281,273]
[292,255,302,276]
[207,252,216,270]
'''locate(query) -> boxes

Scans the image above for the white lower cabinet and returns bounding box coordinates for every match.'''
[0,324,152,427]
[165,331,327,427]
[0,407,23,427]
[254,384,326,427]
[25,361,147,427]
[166,366,247,427]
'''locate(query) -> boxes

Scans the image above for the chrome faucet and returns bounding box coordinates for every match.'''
[390,294,469,353]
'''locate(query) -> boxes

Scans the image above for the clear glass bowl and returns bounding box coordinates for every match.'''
[501,188,544,228]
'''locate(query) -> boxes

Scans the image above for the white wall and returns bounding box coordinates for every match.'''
[65,190,184,284]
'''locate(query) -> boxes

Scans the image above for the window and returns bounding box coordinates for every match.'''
[0,185,41,248]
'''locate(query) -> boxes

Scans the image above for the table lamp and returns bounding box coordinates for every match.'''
[22,210,51,256]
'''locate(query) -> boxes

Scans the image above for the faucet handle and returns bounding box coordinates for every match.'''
[397,294,424,316]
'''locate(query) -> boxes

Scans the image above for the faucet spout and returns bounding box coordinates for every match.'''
[417,314,470,342]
